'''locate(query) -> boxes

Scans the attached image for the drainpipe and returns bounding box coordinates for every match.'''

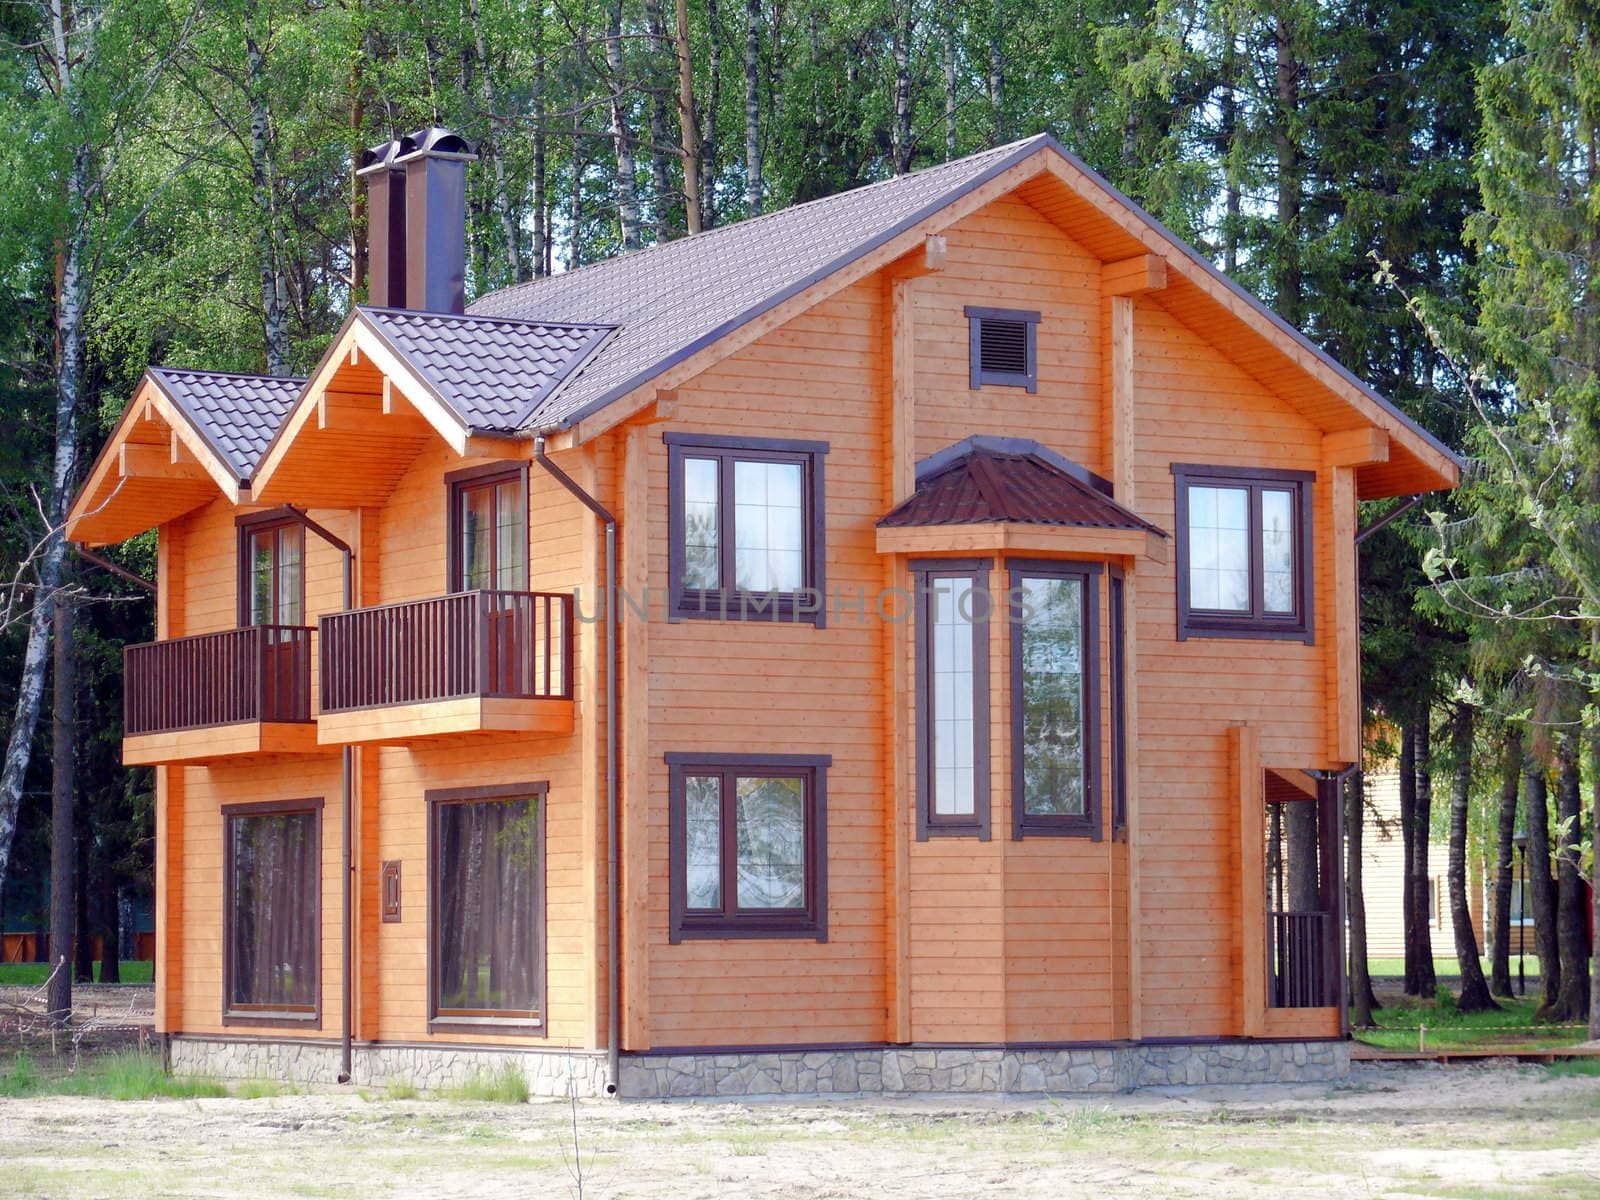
[282,505,357,1084]
[532,437,621,1096]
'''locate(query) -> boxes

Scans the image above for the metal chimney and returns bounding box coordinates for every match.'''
[397,128,478,314]
[357,138,408,308]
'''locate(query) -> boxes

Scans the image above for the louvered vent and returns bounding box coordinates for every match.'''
[978,318,1030,376]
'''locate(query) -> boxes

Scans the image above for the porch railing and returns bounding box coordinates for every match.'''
[318,589,573,714]
[124,625,314,736]
[1268,910,1331,1008]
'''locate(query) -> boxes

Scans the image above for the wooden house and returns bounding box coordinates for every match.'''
[67,131,1460,1097]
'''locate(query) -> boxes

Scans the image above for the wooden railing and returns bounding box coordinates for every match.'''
[1268,910,1331,1009]
[319,590,573,714]
[124,625,314,736]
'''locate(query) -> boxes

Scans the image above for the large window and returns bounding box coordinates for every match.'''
[224,800,321,1025]
[1009,560,1100,839]
[447,463,528,592]
[666,754,829,942]
[428,783,545,1031]
[665,432,828,625]
[237,516,304,626]
[1172,464,1313,642]
[913,560,991,840]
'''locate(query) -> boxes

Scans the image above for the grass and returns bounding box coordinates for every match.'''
[1545,1060,1600,1079]
[0,960,154,986]
[1355,989,1588,1053]
[1366,955,1542,981]
[439,1063,530,1104]
[0,1050,226,1100]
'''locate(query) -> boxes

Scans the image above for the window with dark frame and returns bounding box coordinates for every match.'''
[224,799,321,1024]
[1009,559,1101,840]
[665,433,828,625]
[965,306,1040,393]
[428,783,546,1031]
[446,462,529,593]
[1171,464,1314,642]
[1109,567,1127,838]
[666,753,829,942]
[913,560,992,841]
[237,516,305,627]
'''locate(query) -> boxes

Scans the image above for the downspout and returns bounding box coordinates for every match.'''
[282,505,356,1084]
[532,436,621,1096]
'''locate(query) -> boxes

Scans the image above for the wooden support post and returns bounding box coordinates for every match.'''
[889,277,917,505]
[1233,723,1265,1038]
[1107,296,1136,507]
[1123,564,1144,1040]
[154,527,183,1035]
[620,425,652,1051]
[1325,460,1360,764]
[573,449,606,1050]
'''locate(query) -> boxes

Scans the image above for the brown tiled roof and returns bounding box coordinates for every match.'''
[469,136,1051,431]
[360,307,615,433]
[146,367,305,483]
[878,437,1166,535]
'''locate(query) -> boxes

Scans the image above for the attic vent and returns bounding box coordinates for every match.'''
[965,306,1040,393]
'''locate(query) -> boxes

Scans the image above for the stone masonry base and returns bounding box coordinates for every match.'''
[169,1035,1347,1099]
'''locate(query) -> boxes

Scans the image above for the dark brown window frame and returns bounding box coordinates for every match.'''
[1008,558,1102,841]
[912,558,993,842]
[425,781,548,1037]
[666,752,830,943]
[221,797,323,1029]
[965,306,1040,393]
[235,511,307,628]
[664,432,829,627]
[1171,463,1315,644]
[445,460,531,593]
[1109,566,1128,840]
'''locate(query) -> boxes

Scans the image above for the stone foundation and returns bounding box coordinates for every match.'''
[169,1035,1347,1100]
[168,1036,610,1098]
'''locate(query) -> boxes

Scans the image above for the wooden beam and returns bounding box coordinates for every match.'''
[1233,723,1265,1038]
[621,425,651,1051]
[1122,563,1144,1041]
[316,391,435,438]
[1107,295,1136,506]
[1323,427,1389,467]
[889,276,917,504]
[1102,253,1169,297]
[119,443,208,482]
[875,522,1167,563]
[1326,463,1360,763]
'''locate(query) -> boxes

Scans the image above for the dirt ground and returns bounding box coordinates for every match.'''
[2,1061,1597,1200]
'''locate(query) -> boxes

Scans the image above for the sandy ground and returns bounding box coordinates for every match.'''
[1,1062,1598,1200]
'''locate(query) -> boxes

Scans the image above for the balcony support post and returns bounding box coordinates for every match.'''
[534,436,621,1097]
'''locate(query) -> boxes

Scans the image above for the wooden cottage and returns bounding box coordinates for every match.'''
[68,132,1460,1097]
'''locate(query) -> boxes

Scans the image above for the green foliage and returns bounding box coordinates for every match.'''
[442,1064,531,1103]
[0,961,154,986]
[0,1050,227,1100]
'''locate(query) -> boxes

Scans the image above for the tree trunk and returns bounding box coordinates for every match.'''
[1449,706,1497,1011]
[891,4,914,174]
[533,31,549,277]
[1525,763,1561,1010]
[644,0,676,239]
[1399,721,1421,993]
[1346,770,1379,1025]
[1285,799,1319,912]
[1547,734,1589,1021]
[943,25,957,161]
[1219,23,1240,273]
[702,0,722,226]
[674,0,703,234]
[1490,727,1521,997]
[98,866,120,984]
[1410,717,1438,996]
[987,1,1004,142]
[469,0,523,282]
[1272,14,1303,323]
[48,591,75,1015]
[73,831,92,983]
[743,0,762,213]
[604,0,644,250]
[349,43,368,301]
[245,1,290,376]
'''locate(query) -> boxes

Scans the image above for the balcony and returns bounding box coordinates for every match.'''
[317,590,574,744]
[123,626,319,765]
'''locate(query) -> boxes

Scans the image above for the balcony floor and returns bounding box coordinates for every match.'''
[123,721,325,766]
[315,696,575,746]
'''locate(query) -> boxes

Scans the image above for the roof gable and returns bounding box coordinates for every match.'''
[146,367,304,483]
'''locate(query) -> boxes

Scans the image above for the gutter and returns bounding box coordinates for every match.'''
[532,436,622,1096]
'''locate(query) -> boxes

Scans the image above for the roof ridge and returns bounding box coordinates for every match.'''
[472,135,1051,314]
[149,365,306,384]
[359,305,616,332]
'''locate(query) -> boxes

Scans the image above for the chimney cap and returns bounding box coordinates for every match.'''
[395,127,478,164]
[357,138,406,176]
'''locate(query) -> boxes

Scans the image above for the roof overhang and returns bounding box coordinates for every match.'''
[66,373,242,546]
[552,139,1460,501]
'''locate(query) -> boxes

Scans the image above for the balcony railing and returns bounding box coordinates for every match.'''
[319,590,573,714]
[125,625,314,736]
[1268,910,1331,1009]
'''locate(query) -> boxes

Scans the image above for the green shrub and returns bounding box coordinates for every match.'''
[443,1063,529,1104]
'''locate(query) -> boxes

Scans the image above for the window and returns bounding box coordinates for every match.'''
[1172,464,1313,642]
[667,754,829,942]
[913,560,991,840]
[1509,879,1533,926]
[665,433,828,624]
[224,799,321,1025]
[428,783,545,1031]
[1109,567,1127,838]
[966,306,1040,392]
[1009,560,1101,839]
[237,516,304,626]
[446,463,528,592]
